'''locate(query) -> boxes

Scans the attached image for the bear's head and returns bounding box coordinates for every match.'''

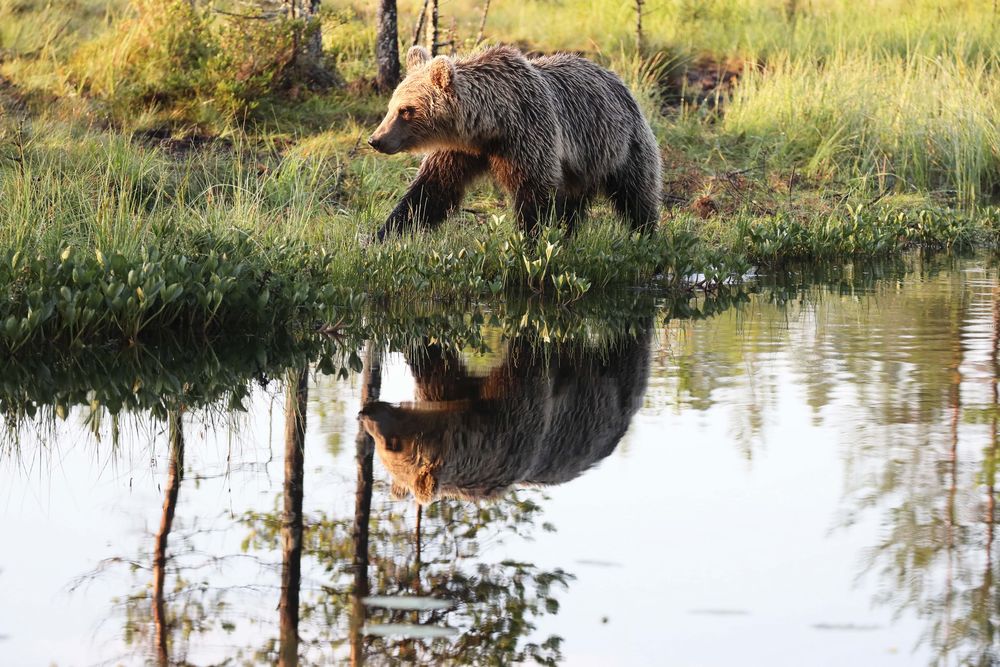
[359,399,515,505]
[368,46,460,155]
[359,400,445,504]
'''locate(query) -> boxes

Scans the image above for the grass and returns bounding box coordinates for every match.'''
[1,0,1000,348]
[722,52,1000,204]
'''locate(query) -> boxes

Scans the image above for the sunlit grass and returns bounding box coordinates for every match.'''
[722,51,1000,205]
[386,0,1000,60]
[3,112,997,350]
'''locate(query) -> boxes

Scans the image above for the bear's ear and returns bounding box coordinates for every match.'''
[406,45,431,70]
[429,56,456,91]
[390,482,411,501]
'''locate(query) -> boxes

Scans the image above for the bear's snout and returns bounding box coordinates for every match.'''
[359,401,395,436]
[368,133,401,155]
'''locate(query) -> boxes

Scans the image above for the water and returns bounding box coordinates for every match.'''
[2,254,1000,666]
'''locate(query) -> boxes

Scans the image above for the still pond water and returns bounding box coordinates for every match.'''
[2,253,1000,666]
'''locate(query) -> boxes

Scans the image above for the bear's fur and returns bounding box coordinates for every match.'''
[368,45,662,240]
[358,326,652,504]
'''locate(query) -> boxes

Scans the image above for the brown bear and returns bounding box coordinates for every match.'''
[358,325,652,504]
[368,45,662,240]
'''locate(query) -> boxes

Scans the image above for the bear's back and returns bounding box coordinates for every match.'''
[528,52,645,180]
[518,328,652,485]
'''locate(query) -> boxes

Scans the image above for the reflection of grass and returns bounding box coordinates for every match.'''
[1,0,1000,346]
[0,328,349,427]
[0,287,724,427]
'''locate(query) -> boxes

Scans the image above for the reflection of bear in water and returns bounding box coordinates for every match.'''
[359,327,652,504]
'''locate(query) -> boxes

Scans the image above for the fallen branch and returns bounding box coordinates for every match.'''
[213,8,279,20]
[330,134,364,203]
[347,133,364,158]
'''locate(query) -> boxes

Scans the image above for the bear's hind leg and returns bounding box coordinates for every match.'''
[607,141,662,233]
[378,151,489,241]
[555,194,590,234]
[405,342,483,402]
[512,187,556,238]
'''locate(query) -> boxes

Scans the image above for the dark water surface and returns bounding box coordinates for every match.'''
[3,254,1000,666]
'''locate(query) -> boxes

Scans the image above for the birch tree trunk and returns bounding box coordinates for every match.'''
[429,0,440,56]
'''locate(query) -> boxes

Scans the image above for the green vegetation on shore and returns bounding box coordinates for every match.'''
[1,0,999,348]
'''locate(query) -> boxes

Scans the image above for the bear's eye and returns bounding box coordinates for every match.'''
[398,106,416,121]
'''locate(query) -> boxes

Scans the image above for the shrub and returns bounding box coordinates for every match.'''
[66,1,336,122]
[70,0,215,109]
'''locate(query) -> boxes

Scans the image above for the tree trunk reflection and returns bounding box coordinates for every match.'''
[351,343,382,667]
[980,288,1000,645]
[944,298,963,648]
[279,367,309,666]
[153,409,184,666]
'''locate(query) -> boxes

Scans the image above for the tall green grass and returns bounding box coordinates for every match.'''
[387,0,1000,60]
[722,52,1000,204]
[3,111,998,350]
[0,117,714,347]
[0,117,362,253]
[0,0,123,55]
[5,0,1000,204]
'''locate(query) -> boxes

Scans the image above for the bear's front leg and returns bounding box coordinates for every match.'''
[489,149,561,238]
[377,151,488,241]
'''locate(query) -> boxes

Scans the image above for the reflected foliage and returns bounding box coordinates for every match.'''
[654,252,1000,665]
[0,330,353,440]
[21,255,1000,666]
[242,490,571,665]
[840,263,1000,666]
[45,290,712,665]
